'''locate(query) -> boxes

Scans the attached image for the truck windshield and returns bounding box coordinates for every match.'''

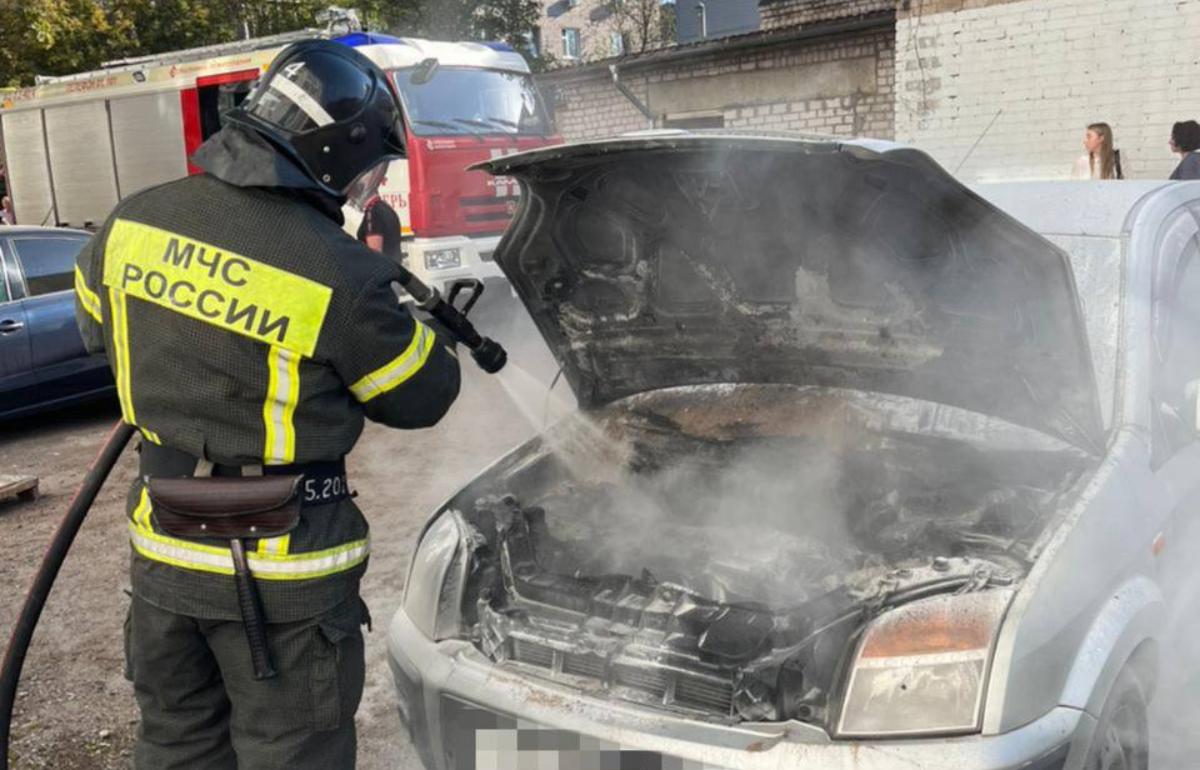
[392,66,552,137]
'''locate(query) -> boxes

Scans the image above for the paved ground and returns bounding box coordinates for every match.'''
[0,297,557,770]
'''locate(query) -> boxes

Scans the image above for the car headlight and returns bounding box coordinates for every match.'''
[836,589,1012,737]
[424,247,462,271]
[403,511,468,640]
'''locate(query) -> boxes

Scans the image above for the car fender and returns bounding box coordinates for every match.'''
[1058,573,1163,717]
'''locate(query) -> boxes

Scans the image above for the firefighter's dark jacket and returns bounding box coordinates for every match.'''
[74,124,461,621]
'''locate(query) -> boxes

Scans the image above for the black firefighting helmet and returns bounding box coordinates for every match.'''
[229,39,405,197]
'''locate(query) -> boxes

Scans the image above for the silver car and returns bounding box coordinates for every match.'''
[387,134,1200,770]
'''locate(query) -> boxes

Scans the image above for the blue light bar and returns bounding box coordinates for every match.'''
[334,32,408,47]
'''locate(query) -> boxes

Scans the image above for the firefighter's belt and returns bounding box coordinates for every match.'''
[147,476,302,540]
[140,443,350,508]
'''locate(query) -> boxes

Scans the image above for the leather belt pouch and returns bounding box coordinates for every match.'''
[147,475,302,539]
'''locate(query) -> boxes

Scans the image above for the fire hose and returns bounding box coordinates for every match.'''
[0,420,137,768]
[0,277,504,767]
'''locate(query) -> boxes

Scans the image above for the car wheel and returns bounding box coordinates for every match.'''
[1085,667,1150,770]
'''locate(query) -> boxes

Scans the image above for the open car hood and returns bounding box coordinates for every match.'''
[479,135,1105,453]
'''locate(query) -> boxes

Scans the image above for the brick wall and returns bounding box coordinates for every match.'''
[895,0,1200,181]
[761,0,897,30]
[539,26,895,142]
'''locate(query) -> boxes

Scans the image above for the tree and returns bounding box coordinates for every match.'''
[0,0,134,86]
[108,0,225,56]
[0,0,538,86]
[613,0,676,55]
[411,0,539,49]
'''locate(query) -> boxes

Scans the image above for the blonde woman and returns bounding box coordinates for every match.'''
[1071,122,1125,180]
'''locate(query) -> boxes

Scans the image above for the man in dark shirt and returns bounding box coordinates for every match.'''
[1169,121,1200,181]
[350,164,404,262]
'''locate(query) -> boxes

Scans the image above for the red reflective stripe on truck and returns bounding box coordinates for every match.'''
[180,87,203,175]
[196,68,260,88]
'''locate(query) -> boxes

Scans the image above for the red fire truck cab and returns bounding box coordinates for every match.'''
[347,33,561,292]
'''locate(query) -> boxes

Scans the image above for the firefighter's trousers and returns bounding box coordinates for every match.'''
[124,592,369,770]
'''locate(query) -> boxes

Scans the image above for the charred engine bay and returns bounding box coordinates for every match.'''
[451,385,1092,727]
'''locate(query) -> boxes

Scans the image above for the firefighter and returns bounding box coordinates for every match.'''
[73,40,460,769]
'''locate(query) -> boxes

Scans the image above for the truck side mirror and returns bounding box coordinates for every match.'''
[410,58,440,86]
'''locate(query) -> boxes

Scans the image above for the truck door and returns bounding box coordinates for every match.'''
[0,241,35,411]
[181,69,259,174]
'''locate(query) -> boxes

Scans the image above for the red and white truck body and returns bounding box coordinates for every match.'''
[0,31,560,291]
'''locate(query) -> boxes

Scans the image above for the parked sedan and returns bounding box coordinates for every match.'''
[387,134,1200,770]
[0,226,112,420]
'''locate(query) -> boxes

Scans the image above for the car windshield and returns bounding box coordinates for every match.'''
[392,66,552,137]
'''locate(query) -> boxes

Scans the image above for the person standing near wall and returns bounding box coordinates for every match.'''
[1071,123,1125,180]
[1168,121,1200,180]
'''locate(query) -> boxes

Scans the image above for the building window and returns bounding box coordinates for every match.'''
[562,27,581,59]
[524,26,541,57]
[610,30,626,56]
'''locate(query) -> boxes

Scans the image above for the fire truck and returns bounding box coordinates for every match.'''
[0,30,561,291]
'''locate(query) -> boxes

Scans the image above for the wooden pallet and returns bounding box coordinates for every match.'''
[0,474,39,504]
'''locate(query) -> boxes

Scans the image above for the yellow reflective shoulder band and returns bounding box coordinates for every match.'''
[349,321,435,403]
[101,219,332,357]
[263,346,301,465]
[75,266,102,324]
[107,287,136,423]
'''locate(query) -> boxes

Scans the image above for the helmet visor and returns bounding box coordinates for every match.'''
[346,159,390,209]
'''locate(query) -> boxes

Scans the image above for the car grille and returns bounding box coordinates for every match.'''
[507,636,735,718]
[511,638,555,669]
[676,676,735,714]
[563,652,606,679]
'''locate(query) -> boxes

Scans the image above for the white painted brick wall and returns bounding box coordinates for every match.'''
[896,0,1200,181]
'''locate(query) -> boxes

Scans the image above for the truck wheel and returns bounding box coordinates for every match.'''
[1085,667,1150,770]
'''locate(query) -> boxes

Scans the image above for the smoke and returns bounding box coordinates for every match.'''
[483,378,1082,614]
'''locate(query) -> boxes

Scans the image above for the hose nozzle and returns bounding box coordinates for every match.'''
[470,337,507,373]
[396,272,507,374]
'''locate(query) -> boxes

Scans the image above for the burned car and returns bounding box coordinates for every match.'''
[387,134,1200,769]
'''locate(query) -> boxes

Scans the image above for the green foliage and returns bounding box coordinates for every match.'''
[371,0,540,50]
[0,0,542,87]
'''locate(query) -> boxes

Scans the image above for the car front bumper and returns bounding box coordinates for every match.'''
[404,234,507,295]
[387,609,1095,770]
